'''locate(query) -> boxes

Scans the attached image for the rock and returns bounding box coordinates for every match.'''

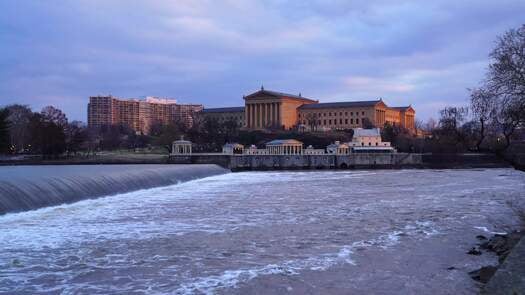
[447,266,456,270]
[469,266,498,284]
[467,247,482,255]
[480,232,523,263]
[476,235,488,240]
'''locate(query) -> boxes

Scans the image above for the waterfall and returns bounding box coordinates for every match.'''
[0,164,229,215]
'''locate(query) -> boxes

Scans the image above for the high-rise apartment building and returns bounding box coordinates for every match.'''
[88,96,203,134]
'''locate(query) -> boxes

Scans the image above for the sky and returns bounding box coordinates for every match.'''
[0,0,524,122]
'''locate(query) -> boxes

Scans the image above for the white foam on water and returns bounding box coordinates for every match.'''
[1,168,522,294]
[474,226,507,235]
[176,220,440,294]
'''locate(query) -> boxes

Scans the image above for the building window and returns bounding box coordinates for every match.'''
[329,119,332,124]
[323,113,326,117]
[356,118,359,124]
[345,119,348,124]
[339,112,342,116]
[323,119,326,125]
[351,112,353,116]
[334,120,337,125]
[376,142,378,146]
[351,118,354,124]
[345,112,348,116]
[362,111,365,115]
[329,112,332,116]
[339,119,342,124]
[369,142,371,146]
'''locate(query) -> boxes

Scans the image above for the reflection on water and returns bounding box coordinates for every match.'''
[0,169,524,294]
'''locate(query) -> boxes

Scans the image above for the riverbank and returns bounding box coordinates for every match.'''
[0,152,513,170]
[463,230,525,294]
[483,232,525,294]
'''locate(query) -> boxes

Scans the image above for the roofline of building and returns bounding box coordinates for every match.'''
[298,100,383,109]
[244,89,318,103]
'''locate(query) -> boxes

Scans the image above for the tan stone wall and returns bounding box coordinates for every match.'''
[281,99,309,129]
[399,110,415,130]
[298,106,378,130]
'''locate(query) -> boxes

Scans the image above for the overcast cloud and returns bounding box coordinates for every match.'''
[0,0,524,121]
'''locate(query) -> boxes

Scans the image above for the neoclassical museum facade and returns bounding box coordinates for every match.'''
[201,87,416,132]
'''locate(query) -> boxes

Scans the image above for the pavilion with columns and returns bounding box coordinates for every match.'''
[265,139,304,155]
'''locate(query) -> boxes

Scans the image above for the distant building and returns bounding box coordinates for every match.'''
[200,107,245,127]
[88,96,203,134]
[244,88,318,130]
[326,141,350,155]
[229,87,416,132]
[349,128,395,153]
[222,143,244,154]
[298,101,415,132]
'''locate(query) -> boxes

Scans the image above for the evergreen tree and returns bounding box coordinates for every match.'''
[0,108,10,153]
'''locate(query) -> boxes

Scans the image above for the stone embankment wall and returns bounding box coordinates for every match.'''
[483,236,525,294]
[169,153,423,170]
[422,153,511,169]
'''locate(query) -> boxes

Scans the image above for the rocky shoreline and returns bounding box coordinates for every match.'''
[467,231,524,286]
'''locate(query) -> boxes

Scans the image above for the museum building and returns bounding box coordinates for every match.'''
[205,87,416,132]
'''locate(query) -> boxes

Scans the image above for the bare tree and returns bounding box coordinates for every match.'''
[439,107,468,131]
[437,106,469,147]
[362,117,376,129]
[496,100,523,149]
[41,106,68,128]
[469,87,496,150]
[486,24,525,149]
[5,104,33,153]
[414,119,424,136]
[424,118,437,132]
[305,113,319,131]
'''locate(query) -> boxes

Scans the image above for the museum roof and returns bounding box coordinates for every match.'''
[389,105,415,112]
[266,139,304,145]
[298,100,382,109]
[201,107,245,113]
[173,139,192,144]
[244,89,317,103]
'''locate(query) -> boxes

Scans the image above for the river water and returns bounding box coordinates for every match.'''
[0,168,524,294]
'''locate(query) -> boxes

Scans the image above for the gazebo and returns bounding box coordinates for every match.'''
[172,138,192,155]
[266,139,303,155]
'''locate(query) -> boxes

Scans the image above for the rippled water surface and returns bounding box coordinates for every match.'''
[1,169,524,294]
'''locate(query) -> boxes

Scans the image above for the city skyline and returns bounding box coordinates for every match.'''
[1,1,525,122]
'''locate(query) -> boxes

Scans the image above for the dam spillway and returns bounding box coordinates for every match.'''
[0,164,229,215]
